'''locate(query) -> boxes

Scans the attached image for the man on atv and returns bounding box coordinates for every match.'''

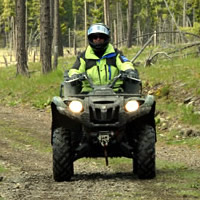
[68,23,140,94]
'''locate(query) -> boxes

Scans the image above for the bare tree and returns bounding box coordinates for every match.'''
[40,0,52,74]
[127,0,133,48]
[84,0,87,48]
[53,0,63,69]
[50,0,54,44]
[163,0,186,42]
[73,14,77,55]
[183,0,187,27]
[16,0,29,76]
[55,0,63,56]
[104,0,110,26]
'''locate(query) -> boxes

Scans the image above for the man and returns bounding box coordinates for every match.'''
[68,23,140,93]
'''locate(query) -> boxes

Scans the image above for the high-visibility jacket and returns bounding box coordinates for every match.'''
[68,43,135,92]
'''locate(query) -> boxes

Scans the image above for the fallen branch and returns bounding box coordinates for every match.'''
[168,42,200,55]
[145,52,171,67]
[145,42,200,66]
[131,34,154,63]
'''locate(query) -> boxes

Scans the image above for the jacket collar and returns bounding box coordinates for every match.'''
[85,44,116,60]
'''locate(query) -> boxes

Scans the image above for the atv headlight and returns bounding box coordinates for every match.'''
[125,100,139,112]
[69,100,83,113]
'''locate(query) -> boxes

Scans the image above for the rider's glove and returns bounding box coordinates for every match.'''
[64,73,79,82]
[70,73,80,80]
[67,73,86,82]
[124,69,138,79]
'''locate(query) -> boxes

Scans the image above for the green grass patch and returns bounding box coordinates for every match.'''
[154,159,200,199]
[97,157,132,172]
[180,105,200,125]
[80,157,132,173]
[157,159,187,171]
[78,157,200,199]
[0,121,51,153]
[165,132,200,147]
[0,165,7,173]
[0,56,75,108]
[0,51,199,111]
[139,56,200,91]
[157,100,200,127]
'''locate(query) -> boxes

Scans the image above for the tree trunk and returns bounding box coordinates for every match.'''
[163,0,186,43]
[84,0,87,48]
[119,2,125,46]
[50,0,54,47]
[53,0,63,69]
[106,0,110,27]
[113,20,117,48]
[73,15,77,55]
[116,2,120,46]
[16,0,29,76]
[104,0,110,26]
[127,0,133,48]
[53,0,63,57]
[40,0,52,74]
[183,0,186,27]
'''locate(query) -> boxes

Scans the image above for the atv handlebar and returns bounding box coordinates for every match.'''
[64,71,141,89]
[65,73,87,83]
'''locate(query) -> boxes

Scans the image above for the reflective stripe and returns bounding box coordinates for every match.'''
[121,55,129,62]
[108,65,111,80]
[105,65,107,81]
[102,53,116,59]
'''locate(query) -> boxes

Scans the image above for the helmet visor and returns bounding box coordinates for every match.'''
[89,33,107,40]
[88,24,110,36]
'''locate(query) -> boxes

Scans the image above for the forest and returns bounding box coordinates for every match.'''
[0,0,200,74]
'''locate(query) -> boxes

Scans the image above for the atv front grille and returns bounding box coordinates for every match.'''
[89,105,120,124]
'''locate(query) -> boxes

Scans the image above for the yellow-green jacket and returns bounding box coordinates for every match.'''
[69,43,135,92]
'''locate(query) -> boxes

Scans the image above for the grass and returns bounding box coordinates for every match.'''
[162,132,200,147]
[0,48,199,108]
[156,162,200,199]
[156,100,200,126]
[0,47,200,146]
[0,57,75,108]
[138,55,200,147]
[0,165,7,173]
[139,57,200,91]
[0,120,51,153]
[78,157,200,199]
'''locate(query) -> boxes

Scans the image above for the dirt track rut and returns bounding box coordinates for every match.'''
[0,105,200,200]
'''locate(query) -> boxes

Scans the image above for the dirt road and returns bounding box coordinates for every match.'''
[0,105,200,200]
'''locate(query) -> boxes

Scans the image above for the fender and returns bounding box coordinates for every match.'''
[51,96,81,145]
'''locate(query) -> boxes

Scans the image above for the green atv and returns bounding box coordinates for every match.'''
[51,71,156,181]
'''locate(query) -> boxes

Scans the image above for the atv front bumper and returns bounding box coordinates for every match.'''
[51,95,155,129]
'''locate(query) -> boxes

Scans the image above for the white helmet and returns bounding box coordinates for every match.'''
[87,23,110,52]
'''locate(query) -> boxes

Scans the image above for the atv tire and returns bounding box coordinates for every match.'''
[52,127,74,181]
[134,124,156,179]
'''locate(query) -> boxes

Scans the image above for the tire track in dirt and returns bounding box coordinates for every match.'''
[0,105,200,200]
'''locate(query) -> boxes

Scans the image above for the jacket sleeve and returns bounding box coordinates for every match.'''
[116,50,135,71]
[68,55,86,77]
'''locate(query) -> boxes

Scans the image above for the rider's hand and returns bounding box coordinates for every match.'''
[70,73,80,80]
[124,69,138,79]
[68,73,86,81]
[64,73,80,82]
